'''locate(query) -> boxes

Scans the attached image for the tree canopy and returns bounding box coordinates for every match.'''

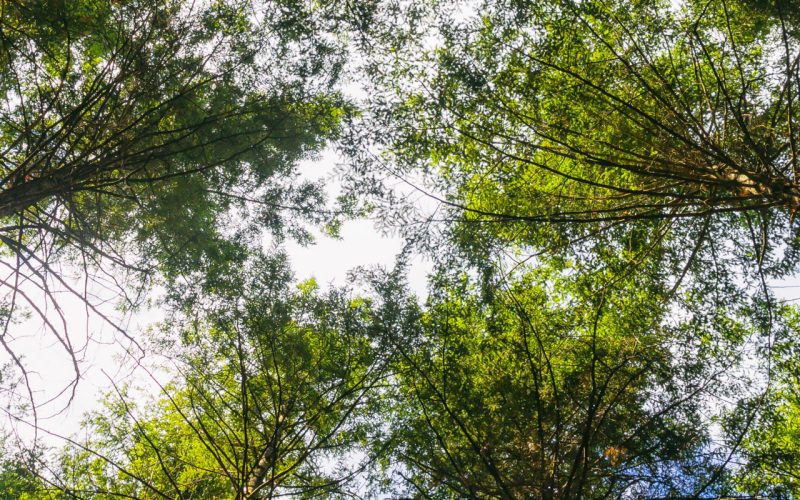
[2,0,800,498]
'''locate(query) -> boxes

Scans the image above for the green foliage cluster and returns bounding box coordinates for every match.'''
[51,253,401,498]
[0,0,349,283]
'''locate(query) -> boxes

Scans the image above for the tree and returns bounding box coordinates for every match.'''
[369,0,800,225]
[0,433,43,500]
[348,0,800,494]
[0,0,349,414]
[50,252,401,499]
[375,252,749,498]
[3,0,799,496]
[0,0,345,230]
[359,0,800,316]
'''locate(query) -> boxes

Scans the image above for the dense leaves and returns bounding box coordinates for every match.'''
[0,0,348,262]
[53,253,404,498]
[0,0,352,409]
[357,0,800,496]
[377,254,739,498]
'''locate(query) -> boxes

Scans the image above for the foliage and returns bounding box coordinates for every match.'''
[0,0,355,415]
[53,253,406,498]
[376,251,750,498]
[355,0,800,496]
[724,305,800,499]
[0,435,44,500]
[0,0,350,265]
[3,0,800,498]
